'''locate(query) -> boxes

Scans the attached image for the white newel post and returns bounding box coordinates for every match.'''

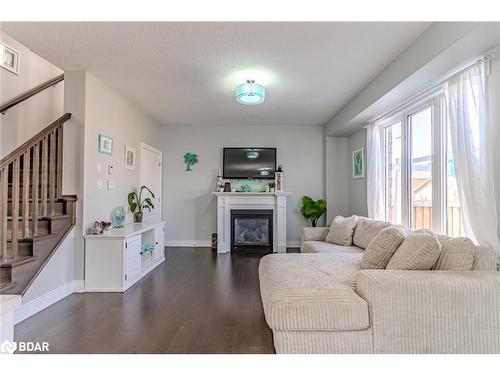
[213,192,291,254]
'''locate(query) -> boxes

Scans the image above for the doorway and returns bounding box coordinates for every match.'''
[140,143,162,222]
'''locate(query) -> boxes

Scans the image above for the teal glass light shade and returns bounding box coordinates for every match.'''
[236,80,265,105]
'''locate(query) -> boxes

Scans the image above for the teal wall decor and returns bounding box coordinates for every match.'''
[183,152,198,171]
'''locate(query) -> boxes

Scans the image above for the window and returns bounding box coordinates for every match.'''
[445,120,465,236]
[409,107,433,230]
[384,122,402,224]
[380,91,462,236]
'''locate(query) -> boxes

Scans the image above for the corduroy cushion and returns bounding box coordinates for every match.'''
[353,218,391,249]
[361,225,407,269]
[326,216,359,246]
[434,237,475,271]
[302,241,364,254]
[387,231,442,270]
[259,254,369,331]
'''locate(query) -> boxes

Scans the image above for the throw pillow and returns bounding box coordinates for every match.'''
[361,225,407,269]
[325,215,359,246]
[352,217,391,249]
[387,231,442,270]
[434,237,475,271]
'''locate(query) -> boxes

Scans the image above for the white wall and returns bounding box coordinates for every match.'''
[82,73,162,230]
[160,125,325,245]
[347,129,368,217]
[21,71,162,307]
[325,136,348,222]
[0,31,64,158]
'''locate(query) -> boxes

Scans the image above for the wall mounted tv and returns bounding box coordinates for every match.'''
[223,148,276,179]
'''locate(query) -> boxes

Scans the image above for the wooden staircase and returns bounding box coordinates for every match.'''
[0,113,76,295]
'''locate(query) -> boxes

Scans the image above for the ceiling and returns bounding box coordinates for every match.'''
[2,22,431,127]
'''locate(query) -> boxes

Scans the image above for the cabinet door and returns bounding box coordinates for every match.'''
[153,225,165,262]
[125,235,142,282]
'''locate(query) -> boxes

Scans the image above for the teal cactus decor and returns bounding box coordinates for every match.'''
[184,152,198,171]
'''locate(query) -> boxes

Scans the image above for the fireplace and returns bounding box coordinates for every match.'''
[231,209,273,253]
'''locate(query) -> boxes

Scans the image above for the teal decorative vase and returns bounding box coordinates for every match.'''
[110,206,126,228]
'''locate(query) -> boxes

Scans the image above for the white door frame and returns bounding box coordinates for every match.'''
[140,143,162,220]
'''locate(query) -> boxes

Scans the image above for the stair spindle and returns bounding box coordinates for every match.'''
[32,143,40,237]
[41,137,48,217]
[49,130,57,216]
[11,158,20,259]
[0,167,7,261]
[22,149,30,238]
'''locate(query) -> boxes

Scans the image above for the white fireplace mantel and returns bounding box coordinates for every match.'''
[212,192,291,253]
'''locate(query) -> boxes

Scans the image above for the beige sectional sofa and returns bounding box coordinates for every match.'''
[259,217,500,354]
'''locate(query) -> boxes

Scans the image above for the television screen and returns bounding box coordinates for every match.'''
[223,148,276,179]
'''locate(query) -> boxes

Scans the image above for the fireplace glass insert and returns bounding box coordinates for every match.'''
[231,209,273,252]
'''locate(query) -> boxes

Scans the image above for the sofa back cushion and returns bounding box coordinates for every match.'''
[361,225,407,269]
[326,215,359,246]
[433,237,475,271]
[387,231,441,270]
[424,231,497,271]
[353,217,391,250]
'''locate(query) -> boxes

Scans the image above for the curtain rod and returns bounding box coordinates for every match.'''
[365,53,495,128]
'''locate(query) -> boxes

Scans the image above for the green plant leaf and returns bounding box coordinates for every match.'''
[300,196,327,226]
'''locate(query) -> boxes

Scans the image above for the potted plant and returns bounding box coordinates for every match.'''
[268,182,276,193]
[128,186,155,223]
[300,196,327,227]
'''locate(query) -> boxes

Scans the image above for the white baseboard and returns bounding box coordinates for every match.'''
[167,240,301,248]
[14,280,83,325]
[166,240,212,247]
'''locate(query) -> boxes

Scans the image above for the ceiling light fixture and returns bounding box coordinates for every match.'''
[236,80,265,105]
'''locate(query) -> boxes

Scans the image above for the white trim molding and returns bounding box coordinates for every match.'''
[14,280,84,325]
[166,240,300,248]
[212,192,291,254]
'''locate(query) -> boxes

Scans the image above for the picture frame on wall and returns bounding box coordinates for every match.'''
[1,41,20,74]
[124,145,136,170]
[352,147,365,179]
[98,134,113,155]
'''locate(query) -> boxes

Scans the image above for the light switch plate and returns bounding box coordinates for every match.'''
[108,164,114,175]
[97,180,104,190]
[107,180,116,190]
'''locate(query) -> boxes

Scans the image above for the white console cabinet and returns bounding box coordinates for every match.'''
[84,221,166,292]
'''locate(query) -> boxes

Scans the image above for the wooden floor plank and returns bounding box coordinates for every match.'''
[14,247,300,354]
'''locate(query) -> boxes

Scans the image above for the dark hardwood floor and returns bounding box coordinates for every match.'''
[15,247,298,354]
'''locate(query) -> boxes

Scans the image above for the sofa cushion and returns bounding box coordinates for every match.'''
[326,215,359,246]
[387,231,441,270]
[361,225,406,269]
[259,253,369,331]
[434,237,475,271]
[302,241,364,254]
[353,217,391,249]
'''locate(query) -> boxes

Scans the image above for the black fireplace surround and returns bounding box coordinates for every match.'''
[231,209,273,253]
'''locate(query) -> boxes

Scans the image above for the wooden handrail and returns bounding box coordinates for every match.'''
[0,74,64,114]
[0,113,71,168]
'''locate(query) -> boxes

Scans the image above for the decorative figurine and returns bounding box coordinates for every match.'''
[275,165,284,192]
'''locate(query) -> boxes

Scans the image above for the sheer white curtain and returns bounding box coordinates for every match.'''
[366,121,385,220]
[444,61,499,253]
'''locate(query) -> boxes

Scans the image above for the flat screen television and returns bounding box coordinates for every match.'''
[223,148,276,179]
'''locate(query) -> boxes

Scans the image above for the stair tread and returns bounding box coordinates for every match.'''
[0,256,37,268]
[7,233,56,243]
[7,197,66,202]
[0,282,15,293]
[7,214,70,221]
